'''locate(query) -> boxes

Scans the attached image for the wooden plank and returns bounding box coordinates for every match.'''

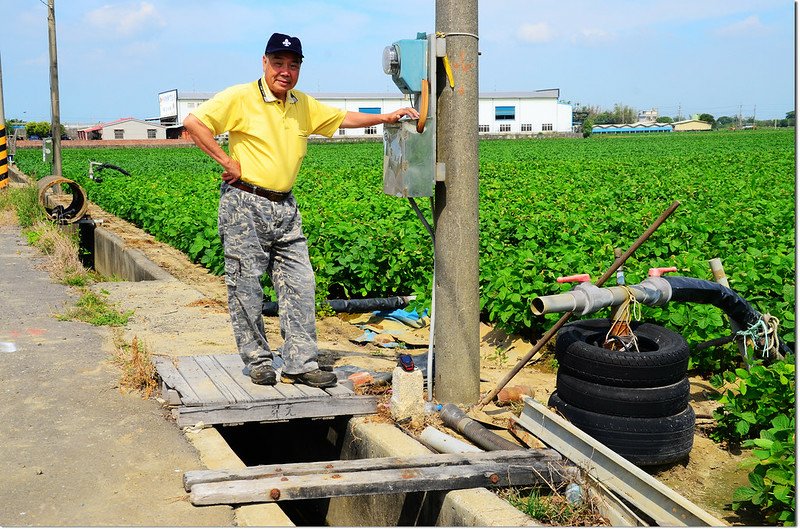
[324,384,354,397]
[176,356,229,405]
[153,356,200,404]
[214,354,284,400]
[289,381,330,398]
[189,459,569,505]
[185,449,565,490]
[175,394,378,428]
[194,355,253,404]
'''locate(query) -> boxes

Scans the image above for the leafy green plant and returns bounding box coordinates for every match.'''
[731,414,795,526]
[709,354,795,444]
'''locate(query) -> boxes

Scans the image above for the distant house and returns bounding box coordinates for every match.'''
[592,122,673,134]
[77,118,167,140]
[638,108,659,123]
[672,119,712,132]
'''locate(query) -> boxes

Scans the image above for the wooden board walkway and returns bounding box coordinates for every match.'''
[183,449,572,505]
[154,354,378,427]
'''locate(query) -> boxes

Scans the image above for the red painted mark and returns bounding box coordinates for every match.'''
[270,488,281,500]
[27,328,46,336]
[331,474,342,479]
[280,477,288,482]
[489,473,499,484]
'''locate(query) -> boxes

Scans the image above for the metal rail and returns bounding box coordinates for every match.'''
[516,396,725,527]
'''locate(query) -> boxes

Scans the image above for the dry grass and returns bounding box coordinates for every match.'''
[26,220,90,286]
[110,331,158,399]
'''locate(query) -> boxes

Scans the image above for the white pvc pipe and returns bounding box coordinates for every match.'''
[419,426,482,454]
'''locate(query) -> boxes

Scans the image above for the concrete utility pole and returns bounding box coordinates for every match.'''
[47,0,62,176]
[433,0,480,404]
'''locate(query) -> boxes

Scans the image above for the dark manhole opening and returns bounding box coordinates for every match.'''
[216,416,351,526]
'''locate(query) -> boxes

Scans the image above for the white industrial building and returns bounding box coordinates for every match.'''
[156,88,573,138]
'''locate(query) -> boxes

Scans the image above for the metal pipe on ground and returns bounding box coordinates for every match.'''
[439,404,523,451]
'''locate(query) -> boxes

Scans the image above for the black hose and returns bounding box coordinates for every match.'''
[664,276,792,356]
[665,276,762,329]
[98,163,131,176]
[262,296,414,316]
[439,404,523,451]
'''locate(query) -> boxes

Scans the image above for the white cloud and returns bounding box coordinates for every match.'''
[517,22,556,43]
[86,2,165,37]
[713,15,768,37]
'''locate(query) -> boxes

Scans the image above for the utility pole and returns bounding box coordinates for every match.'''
[433,0,480,404]
[47,0,62,176]
[0,52,7,189]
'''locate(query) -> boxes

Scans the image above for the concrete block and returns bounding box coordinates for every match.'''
[389,366,424,423]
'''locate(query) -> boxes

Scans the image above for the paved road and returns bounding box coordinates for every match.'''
[0,226,232,526]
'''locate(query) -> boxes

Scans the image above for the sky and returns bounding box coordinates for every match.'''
[1,0,795,124]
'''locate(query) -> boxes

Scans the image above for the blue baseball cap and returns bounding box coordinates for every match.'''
[265,33,303,58]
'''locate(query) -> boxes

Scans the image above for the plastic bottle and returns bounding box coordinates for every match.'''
[564,483,583,505]
[424,402,442,414]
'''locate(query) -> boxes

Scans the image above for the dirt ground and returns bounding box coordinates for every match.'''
[86,201,752,525]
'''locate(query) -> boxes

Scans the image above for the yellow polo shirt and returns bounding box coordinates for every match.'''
[191,77,346,191]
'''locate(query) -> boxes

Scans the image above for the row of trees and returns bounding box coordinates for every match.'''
[3,120,66,139]
[573,104,794,135]
[574,105,796,128]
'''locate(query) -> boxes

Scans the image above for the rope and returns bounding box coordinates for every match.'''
[604,286,641,351]
[736,314,783,365]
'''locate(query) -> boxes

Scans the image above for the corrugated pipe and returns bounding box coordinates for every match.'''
[438,404,523,452]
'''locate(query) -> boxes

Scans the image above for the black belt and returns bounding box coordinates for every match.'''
[229,180,290,202]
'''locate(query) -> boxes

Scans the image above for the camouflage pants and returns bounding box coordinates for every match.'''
[218,183,319,375]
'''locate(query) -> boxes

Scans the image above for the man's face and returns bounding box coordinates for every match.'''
[263,52,301,99]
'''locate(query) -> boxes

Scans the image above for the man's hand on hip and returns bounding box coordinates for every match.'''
[222,159,242,183]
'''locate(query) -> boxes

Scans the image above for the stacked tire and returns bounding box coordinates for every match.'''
[549,319,695,466]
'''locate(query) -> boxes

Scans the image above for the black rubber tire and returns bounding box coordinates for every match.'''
[548,391,695,466]
[555,319,690,387]
[556,372,690,417]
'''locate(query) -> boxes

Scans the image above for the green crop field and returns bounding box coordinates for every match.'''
[14,129,795,352]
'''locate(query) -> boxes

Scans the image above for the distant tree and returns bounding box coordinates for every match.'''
[26,121,51,138]
[593,111,615,125]
[698,113,715,126]
[786,111,795,127]
[582,118,594,138]
[717,116,735,127]
[612,103,637,124]
[656,116,673,124]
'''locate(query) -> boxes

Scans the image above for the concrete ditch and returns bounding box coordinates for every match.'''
[89,204,539,526]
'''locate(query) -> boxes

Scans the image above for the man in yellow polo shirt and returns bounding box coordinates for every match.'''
[184,32,418,388]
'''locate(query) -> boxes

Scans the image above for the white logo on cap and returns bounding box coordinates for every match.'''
[282,39,291,47]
